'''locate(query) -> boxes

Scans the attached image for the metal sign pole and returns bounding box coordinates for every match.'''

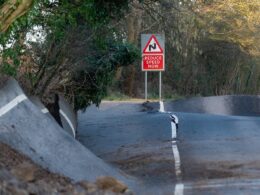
[159,71,162,101]
[145,71,148,101]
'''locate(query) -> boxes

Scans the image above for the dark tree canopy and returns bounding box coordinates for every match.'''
[0,0,259,109]
[0,0,140,110]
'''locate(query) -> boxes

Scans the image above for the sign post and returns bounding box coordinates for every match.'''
[145,71,147,101]
[159,71,162,101]
[141,34,165,101]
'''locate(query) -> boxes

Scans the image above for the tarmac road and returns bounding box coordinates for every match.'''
[78,96,260,195]
[172,112,260,194]
[78,102,176,194]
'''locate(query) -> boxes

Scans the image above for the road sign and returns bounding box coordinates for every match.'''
[141,34,165,101]
[141,34,165,71]
[143,35,163,54]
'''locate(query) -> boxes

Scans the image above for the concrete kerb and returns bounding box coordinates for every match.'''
[0,79,138,191]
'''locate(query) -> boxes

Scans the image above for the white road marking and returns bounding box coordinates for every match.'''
[172,144,182,177]
[59,109,76,138]
[172,137,184,195]
[159,101,165,113]
[158,101,184,195]
[41,108,49,114]
[170,112,182,178]
[175,183,184,195]
[184,179,260,190]
[0,94,27,117]
[171,121,177,139]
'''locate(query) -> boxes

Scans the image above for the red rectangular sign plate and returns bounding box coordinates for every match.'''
[142,54,164,71]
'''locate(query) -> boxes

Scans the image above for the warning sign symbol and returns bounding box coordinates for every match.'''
[141,34,165,71]
[143,35,163,54]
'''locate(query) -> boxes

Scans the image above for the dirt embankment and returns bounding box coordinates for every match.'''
[0,142,132,195]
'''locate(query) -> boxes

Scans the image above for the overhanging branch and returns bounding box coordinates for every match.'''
[0,0,33,32]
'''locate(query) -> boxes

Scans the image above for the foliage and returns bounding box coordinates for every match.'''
[70,41,140,110]
[0,0,259,108]
[196,0,260,56]
[0,0,140,110]
[0,0,34,32]
[111,0,259,98]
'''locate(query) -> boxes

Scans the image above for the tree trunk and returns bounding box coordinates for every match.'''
[124,1,143,96]
[0,0,33,32]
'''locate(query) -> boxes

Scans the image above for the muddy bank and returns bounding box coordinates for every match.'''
[0,142,132,194]
[0,79,138,193]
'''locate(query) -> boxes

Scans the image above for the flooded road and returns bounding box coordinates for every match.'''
[77,96,260,194]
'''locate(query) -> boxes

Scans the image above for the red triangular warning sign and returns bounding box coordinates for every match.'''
[143,35,163,54]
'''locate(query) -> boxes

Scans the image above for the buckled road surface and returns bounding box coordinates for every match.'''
[77,96,260,195]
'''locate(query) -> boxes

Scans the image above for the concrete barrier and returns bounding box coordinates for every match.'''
[30,96,77,138]
[0,79,137,189]
[30,96,54,119]
[58,95,77,138]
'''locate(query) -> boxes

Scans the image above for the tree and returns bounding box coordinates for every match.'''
[0,0,140,110]
[196,0,260,56]
[1,0,259,105]
[0,0,33,32]
[109,0,259,97]
[195,0,260,94]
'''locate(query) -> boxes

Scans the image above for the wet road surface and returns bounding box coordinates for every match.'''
[77,102,176,194]
[78,97,260,194]
[175,112,260,194]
